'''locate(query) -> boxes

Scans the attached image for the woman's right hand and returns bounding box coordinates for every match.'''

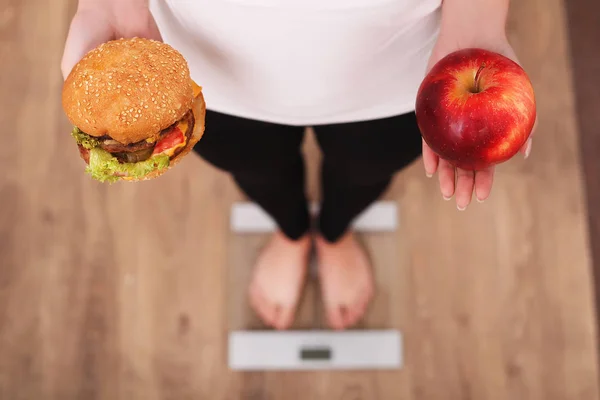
[61,0,162,80]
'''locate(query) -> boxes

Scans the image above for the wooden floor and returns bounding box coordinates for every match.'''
[565,0,600,333]
[1,0,598,399]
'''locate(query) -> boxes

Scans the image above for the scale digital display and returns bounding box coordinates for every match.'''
[229,330,402,370]
[300,347,332,361]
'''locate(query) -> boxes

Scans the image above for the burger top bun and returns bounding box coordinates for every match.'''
[62,37,195,145]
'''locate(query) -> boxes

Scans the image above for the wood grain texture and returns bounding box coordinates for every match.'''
[564,0,600,369]
[0,0,598,399]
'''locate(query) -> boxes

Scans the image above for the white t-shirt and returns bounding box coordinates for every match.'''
[149,0,442,125]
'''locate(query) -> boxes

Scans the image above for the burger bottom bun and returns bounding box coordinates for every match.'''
[121,91,206,182]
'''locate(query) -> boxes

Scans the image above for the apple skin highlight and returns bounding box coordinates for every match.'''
[416,48,537,171]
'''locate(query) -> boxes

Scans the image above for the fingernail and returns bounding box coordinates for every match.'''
[524,139,532,159]
[457,204,467,211]
[426,172,433,178]
[443,194,452,201]
[476,197,484,203]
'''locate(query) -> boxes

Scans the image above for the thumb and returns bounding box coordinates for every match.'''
[144,14,163,42]
[61,11,114,80]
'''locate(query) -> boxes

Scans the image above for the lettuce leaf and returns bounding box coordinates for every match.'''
[71,127,100,150]
[86,148,170,183]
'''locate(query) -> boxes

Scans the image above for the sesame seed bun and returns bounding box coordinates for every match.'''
[62,37,194,145]
[122,90,206,182]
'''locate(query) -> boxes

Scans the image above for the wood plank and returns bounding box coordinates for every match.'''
[564,0,600,374]
[0,0,597,398]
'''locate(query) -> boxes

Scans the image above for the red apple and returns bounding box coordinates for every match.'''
[415,48,536,171]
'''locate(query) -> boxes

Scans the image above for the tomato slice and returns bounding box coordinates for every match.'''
[152,127,185,156]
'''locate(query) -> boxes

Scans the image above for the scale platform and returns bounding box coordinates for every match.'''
[231,201,398,233]
[228,201,403,371]
[228,330,403,371]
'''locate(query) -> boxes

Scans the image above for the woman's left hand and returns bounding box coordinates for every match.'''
[422,36,535,210]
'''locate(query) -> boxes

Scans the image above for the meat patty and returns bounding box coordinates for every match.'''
[100,137,154,153]
[99,109,195,154]
[77,109,195,165]
[78,145,90,164]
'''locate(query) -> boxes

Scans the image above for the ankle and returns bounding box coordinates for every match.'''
[315,230,353,248]
[275,230,312,246]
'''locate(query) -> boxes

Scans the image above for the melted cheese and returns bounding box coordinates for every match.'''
[192,80,202,98]
[163,138,187,157]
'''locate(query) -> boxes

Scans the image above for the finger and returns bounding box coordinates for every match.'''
[146,15,164,42]
[474,166,495,202]
[61,13,114,79]
[454,168,475,210]
[519,116,537,157]
[437,159,456,200]
[422,139,439,177]
[531,116,538,136]
[120,14,164,42]
[520,138,533,159]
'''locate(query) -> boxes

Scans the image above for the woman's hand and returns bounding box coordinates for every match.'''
[61,0,162,79]
[422,0,535,210]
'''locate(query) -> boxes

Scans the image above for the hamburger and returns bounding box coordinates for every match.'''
[62,37,206,182]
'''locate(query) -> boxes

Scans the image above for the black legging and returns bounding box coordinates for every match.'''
[193,110,423,243]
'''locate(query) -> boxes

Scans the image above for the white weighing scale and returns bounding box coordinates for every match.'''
[228,200,404,371]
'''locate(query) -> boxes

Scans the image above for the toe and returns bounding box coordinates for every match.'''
[250,286,278,327]
[326,305,346,330]
[358,288,373,316]
[346,307,362,328]
[345,289,372,327]
[248,284,262,314]
[273,305,295,330]
[271,304,282,327]
[340,306,355,329]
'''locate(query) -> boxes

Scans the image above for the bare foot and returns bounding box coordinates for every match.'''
[316,231,375,330]
[248,230,311,330]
